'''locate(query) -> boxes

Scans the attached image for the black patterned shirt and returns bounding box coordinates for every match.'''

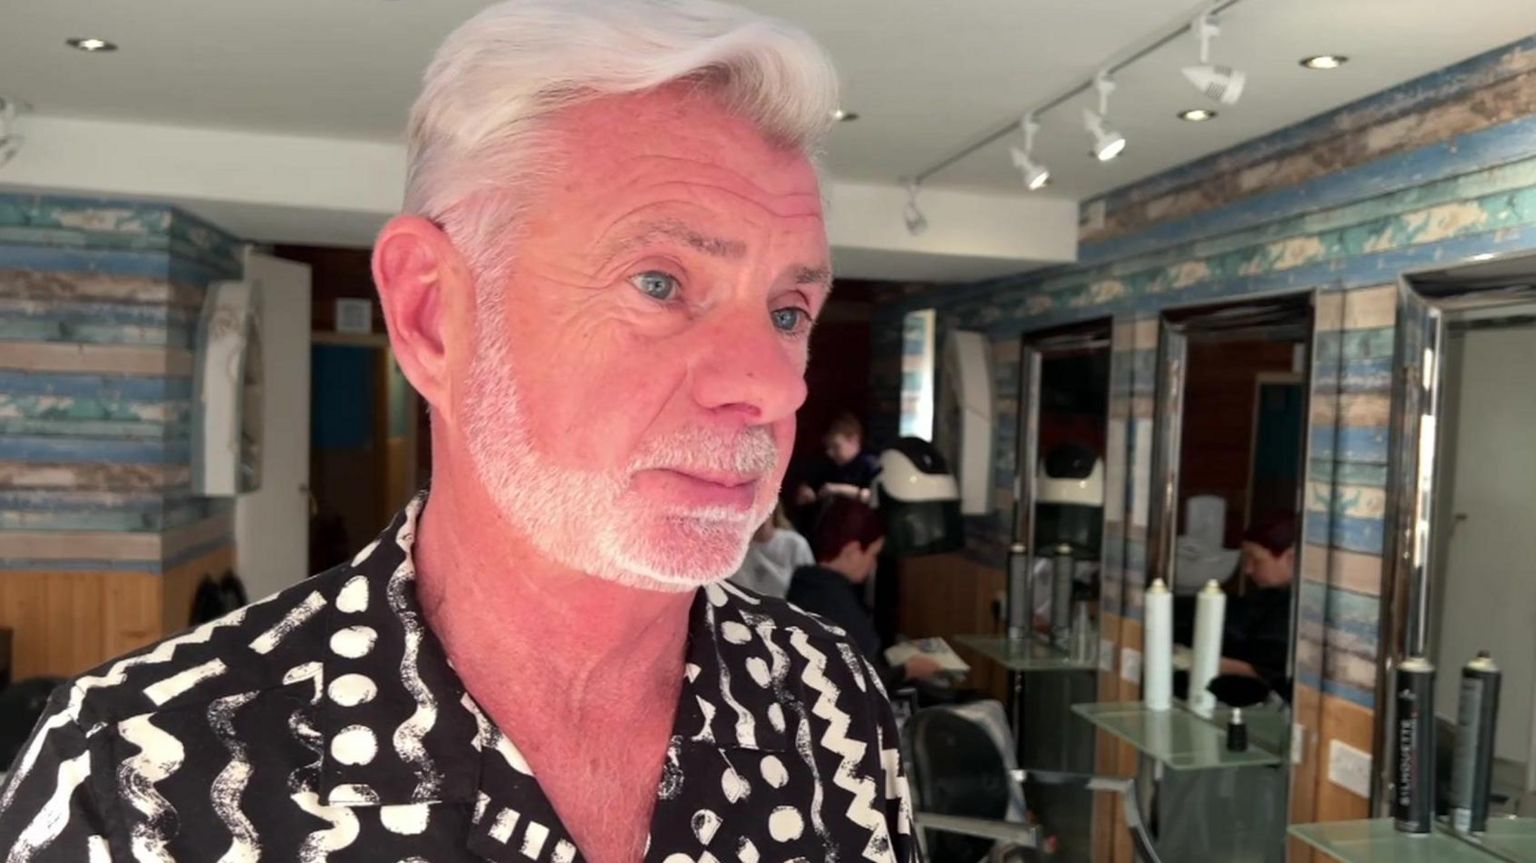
[0,496,915,862]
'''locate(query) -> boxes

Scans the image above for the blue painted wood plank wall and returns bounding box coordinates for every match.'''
[0,193,243,571]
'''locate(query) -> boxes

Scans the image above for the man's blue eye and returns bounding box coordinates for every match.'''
[631,271,680,301]
[772,308,809,333]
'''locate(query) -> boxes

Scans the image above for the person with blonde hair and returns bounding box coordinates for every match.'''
[728,503,813,598]
[0,2,914,860]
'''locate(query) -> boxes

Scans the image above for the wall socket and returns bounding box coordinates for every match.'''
[1120,647,1142,685]
[1327,739,1373,799]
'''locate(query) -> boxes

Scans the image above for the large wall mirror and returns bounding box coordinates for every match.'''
[1011,318,1114,863]
[1145,293,1319,861]
[1375,252,1536,860]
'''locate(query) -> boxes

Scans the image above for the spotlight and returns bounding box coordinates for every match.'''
[1300,55,1348,70]
[1083,71,1127,162]
[1009,113,1051,191]
[831,108,860,122]
[1178,108,1217,122]
[66,37,118,53]
[1083,111,1126,162]
[1181,10,1245,106]
[903,181,929,236]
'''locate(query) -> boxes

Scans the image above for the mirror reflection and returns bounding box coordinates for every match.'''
[1399,253,1536,861]
[1141,298,1314,863]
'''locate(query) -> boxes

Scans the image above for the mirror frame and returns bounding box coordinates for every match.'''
[1370,254,1536,812]
[1012,318,1116,575]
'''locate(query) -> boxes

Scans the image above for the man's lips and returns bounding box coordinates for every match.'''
[643,468,761,509]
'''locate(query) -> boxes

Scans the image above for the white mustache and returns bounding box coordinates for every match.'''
[629,426,778,477]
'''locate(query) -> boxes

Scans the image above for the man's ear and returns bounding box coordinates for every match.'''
[372,215,470,417]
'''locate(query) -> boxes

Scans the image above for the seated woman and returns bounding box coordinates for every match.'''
[786,498,942,690]
[1220,512,1298,700]
[727,503,813,599]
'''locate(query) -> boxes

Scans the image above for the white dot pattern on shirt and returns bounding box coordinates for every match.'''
[721,767,750,803]
[336,575,370,613]
[745,657,771,688]
[329,625,377,659]
[380,803,430,835]
[768,806,804,842]
[720,621,752,644]
[691,808,721,845]
[759,755,788,789]
[327,673,377,707]
[330,725,377,766]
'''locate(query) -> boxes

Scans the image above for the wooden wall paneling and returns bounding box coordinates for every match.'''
[897,553,1008,701]
[1289,683,1324,863]
[1313,693,1375,821]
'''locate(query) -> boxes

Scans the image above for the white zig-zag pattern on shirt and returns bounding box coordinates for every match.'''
[788,629,892,863]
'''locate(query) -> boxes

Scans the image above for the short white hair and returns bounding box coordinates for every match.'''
[404,0,840,245]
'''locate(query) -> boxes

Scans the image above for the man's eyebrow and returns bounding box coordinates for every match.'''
[604,219,747,260]
[794,265,833,288]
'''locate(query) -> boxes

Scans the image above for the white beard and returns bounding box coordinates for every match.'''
[460,295,778,592]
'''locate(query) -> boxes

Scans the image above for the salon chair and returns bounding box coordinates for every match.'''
[902,700,1163,862]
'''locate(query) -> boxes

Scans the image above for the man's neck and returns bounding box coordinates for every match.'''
[412,470,694,715]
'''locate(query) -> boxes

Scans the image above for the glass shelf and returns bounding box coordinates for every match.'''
[1071,701,1283,771]
[1290,819,1511,862]
[953,634,1099,672]
[1453,817,1536,862]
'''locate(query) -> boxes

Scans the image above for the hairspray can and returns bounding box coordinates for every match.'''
[1050,544,1074,649]
[1451,651,1501,833]
[1393,655,1436,834]
[1007,543,1030,640]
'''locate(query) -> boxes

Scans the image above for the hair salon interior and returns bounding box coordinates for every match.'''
[5,1,1536,860]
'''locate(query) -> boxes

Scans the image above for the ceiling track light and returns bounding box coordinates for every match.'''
[906,0,1254,193]
[1009,112,1051,191]
[903,181,929,236]
[1182,8,1245,106]
[1083,72,1127,162]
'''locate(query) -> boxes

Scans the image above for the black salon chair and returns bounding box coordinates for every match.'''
[903,700,1164,863]
[0,677,65,773]
[903,701,1035,862]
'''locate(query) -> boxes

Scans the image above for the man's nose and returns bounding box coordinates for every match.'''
[687,303,807,425]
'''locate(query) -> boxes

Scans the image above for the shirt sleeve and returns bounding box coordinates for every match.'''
[0,686,117,861]
[854,656,918,863]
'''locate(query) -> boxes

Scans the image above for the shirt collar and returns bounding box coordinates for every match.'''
[316,493,789,814]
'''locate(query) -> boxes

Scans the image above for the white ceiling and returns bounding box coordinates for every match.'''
[3,0,1536,225]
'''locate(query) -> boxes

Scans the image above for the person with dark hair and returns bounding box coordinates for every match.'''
[1220,511,1299,699]
[787,499,943,690]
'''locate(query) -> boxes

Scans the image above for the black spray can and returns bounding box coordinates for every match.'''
[1451,651,1501,833]
[1393,655,1436,834]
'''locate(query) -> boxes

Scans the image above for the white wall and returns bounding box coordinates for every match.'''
[234,251,313,602]
[3,114,1078,282]
[1433,324,1536,765]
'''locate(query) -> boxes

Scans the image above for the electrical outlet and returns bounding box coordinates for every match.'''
[1120,647,1142,685]
[1099,638,1115,673]
[1328,740,1372,799]
[1292,724,1306,766]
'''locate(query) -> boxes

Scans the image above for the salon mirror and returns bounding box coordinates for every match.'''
[1009,318,1114,863]
[1377,252,1536,861]
[1143,293,1317,862]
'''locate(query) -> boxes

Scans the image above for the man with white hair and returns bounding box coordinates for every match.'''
[0,1,917,861]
